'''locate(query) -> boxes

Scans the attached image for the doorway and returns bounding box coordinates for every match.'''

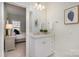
[4,2,26,57]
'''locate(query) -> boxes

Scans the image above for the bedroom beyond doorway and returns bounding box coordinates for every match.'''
[4,2,26,57]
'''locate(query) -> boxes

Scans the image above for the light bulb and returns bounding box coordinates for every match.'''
[39,4,42,9]
[34,3,38,8]
[35,3,38,7]
[42,5,45,10]
[34,3,45,11]
[40,5,45,11]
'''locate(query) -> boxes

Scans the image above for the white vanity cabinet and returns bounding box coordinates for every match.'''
[30,33,54,57]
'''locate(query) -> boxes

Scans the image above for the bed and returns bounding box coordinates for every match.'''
[15,33,26,42]
[13,29,26,43]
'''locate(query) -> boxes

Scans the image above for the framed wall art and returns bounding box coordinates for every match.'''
[64,6,79,24]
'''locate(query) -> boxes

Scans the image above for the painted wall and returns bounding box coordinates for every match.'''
[47,2,79,56]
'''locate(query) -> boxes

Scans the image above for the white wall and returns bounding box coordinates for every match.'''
[47,2,79,56]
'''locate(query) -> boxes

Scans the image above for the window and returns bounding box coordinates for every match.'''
[12,20,21,31]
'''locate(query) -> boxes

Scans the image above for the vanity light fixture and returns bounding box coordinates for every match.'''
[34,3,45,10]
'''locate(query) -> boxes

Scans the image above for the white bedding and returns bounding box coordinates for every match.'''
[15,33,26,39]
[12,28,26,42]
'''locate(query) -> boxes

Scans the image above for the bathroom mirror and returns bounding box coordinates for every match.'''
[29,2,47,33]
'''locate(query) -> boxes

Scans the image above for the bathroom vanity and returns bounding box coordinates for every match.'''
[29,32,54,57]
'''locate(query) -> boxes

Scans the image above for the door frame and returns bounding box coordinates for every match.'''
[3,2,30,57]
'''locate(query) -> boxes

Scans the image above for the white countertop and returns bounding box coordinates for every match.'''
[30,32,52,38]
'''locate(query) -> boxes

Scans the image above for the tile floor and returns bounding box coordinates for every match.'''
[4,42,26,57]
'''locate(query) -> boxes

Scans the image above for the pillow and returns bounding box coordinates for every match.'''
[14,29,20,34]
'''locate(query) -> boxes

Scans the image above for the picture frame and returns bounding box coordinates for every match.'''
[64,5,79,24]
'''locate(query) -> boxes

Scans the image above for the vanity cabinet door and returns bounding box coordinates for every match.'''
[29,37,35,57]
[35,37,53,57]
